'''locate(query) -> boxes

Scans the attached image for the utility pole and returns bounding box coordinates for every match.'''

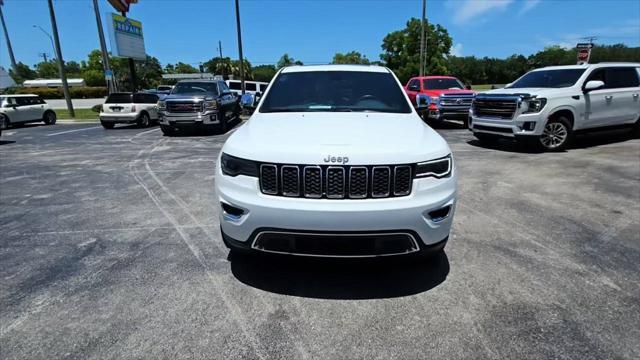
[218,40,223,59]
[419,0,425,76]
[93,0,116,93]
[33,25,56,60]
[234,0,245,94]
[47,0,74,118]
[0,1,18,73]
[38,52,49,62]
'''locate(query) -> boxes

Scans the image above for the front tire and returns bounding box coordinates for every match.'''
[538,117,572,151]
[632,117,640,138]
[137,112,150,128]
[43,111,56,125]
[101,121,115,129]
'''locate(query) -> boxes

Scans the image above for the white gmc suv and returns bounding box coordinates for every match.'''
[469,63,640,151]
[215,65,457,258]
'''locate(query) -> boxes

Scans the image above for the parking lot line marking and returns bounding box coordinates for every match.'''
[46,126,102,136]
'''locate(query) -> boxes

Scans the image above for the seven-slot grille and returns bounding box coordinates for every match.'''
[259,164,413,199]
[472,97,518,119]
[166,101,203,113]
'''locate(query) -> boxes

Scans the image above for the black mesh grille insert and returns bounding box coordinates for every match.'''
[281,166,300,196]
[394,166,412,195]
[326,167,346,198]
[349,167,367,198]
[372,167,391,197]
[258,164,414,199]
[260,165,277,194]
[303,167,322,198]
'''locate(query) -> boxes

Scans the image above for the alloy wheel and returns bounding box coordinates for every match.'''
[540,122,568,149]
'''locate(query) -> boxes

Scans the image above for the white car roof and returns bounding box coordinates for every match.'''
[0,94,40,98]
[534,62,640,71]
[280,64,390,74]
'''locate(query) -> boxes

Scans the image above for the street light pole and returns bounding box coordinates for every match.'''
[234,0,245,94]
[419,0,426,76]
[47,0,74,118]
[33,25,56,60]
[0,1,18,72]
[93,0,116,93]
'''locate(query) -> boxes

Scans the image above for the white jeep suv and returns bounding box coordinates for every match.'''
[469,63,640,151]
[215,65,457,258]
[0,94,57,127]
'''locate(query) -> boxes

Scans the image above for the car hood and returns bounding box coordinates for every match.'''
[164,94,214,101]
[423,89,475,96]
[222,112,451,165]
[478,87,573,98]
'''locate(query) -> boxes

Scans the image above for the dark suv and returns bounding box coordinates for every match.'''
[157,80,240,135]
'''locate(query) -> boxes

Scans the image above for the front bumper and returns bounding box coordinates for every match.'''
[469,110,546,137]
[215,161,457,256]
[99,112,139,123]
[423,107,470,121]
[158,110,220,127]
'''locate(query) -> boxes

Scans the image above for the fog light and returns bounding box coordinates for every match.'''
[428,205,451,223]
[221,202,244,221]
[523,121,536,131]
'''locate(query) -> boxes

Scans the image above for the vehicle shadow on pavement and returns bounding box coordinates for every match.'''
[229,251,449,299]
[427,120,466,130]
[0,140,16,145]
[467,128,637,153]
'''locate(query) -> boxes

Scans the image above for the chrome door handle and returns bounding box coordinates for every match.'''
[605,95,613,100]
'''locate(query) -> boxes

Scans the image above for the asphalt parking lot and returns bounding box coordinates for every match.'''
[1,121,639,359]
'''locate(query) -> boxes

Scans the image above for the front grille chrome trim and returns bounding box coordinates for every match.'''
[371,166,391,198]
[348,166,368,199]
[251,231,421,258]
[393,165,412,196]
[326,166,346,199]
[280,165,300,197]
[259,164,278,195]
[302,166,322,198]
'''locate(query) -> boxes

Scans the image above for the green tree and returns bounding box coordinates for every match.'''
[231,59,253,80]
[9,62,37,83]
[380,18,453,83]
[165,62,198,74]
[65,61,82,77]
[203,57,234,78]
[81,69,106,87]
[277,53,303,68]
[252,64,277,82]
[332,51,370,65]
[35,60,59,78]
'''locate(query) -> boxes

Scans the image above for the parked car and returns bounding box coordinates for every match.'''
[158,80,240,135]
[469,62,640,151]
[157,85,173,92]
[215,65,457,258]
[0,113,6,137]
[0,94,57,127]
[404,76,475,125]
[226,79,269,97]
[99,92,160,129]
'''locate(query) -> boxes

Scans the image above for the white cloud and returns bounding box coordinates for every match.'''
[518,0,541,15]
[451,43,464,56]
[450,0,513,25]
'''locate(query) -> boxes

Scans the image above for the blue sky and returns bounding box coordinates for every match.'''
[1,0,639,70]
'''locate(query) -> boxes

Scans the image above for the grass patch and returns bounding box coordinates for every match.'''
[55,108,99,121]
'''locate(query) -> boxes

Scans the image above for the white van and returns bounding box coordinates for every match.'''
[225,80,269,96]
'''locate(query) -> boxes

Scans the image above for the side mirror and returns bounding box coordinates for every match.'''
[584,80,605,92]
[465,84,472,90]
[416,93,430,109]
[504,83,513,88]
[408,84,420,92]
[239,93,255,108]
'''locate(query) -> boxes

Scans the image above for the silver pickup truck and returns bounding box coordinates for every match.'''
[157,80,241,135]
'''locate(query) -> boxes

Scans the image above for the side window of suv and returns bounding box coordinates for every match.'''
[219,81,231,94]
[15,97,30,106]
[408,79,420,90]
[606,68,639,89]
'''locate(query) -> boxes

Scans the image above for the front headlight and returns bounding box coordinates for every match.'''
[205,100,218,110]
[415,154,452,179]
[220,153,259,177]
[523,98,546,114]
[157,101,166,110]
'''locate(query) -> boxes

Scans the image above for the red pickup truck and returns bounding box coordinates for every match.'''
[404,76,475,125]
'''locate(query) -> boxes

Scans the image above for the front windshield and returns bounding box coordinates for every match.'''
[172,82,219,95]
[509,69,586,88]
[259,71,411,113]
[424,78,464,90]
